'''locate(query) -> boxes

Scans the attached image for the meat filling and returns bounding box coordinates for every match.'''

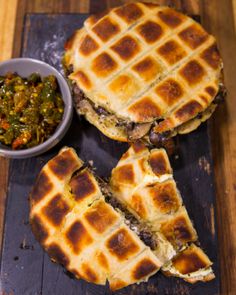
[72,82,225,145]
[96,176,159,250]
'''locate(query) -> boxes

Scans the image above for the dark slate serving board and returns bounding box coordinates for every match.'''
[0,14,220,295]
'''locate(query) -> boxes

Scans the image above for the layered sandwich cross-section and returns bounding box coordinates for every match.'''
[110,142,215,283]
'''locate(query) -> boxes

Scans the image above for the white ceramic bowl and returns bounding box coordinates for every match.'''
[0,58,73,158]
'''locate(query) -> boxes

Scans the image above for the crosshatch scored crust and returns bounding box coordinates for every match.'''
[110,142,215,283]
[64,2,223,142]
[30,145,215,290]
[30,147,163,291]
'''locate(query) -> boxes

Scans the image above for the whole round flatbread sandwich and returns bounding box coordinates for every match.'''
[64,2,224,143]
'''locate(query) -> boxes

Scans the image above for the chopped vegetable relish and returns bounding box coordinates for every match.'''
[0,72,64,149]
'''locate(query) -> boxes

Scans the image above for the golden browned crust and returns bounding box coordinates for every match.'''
[47,243,70,267]
[111,35,140,61]
[110,144,215,282]
[47,148,81,180]
[172,246,210,274]
[114,3,144,24]
[79,35,99,56]
[42,193,70,227]
[149,149,172,176]
[91,52,118,77]
[128,97,162,122]
[132,56,163,82]
[84,200,120,234]
[92,17,120,42]
[179,60,206,86]
[65,220,94,254]
[106,228,141,261]
[30,171,53,205]
[149,181,181,214]
[136,21,163,43]
[109,249,161,291]
[30,147,162,290]
[160,211,197,248]
[158,8,185,28]
[31,214,49,244]
[65,2,223,142]
[69,170,97,201]
[132,258,158,280]
[162,244,215,283]
[155,78,184,106]
[111,163,136,185]
[157,39,187,65]
[178,23,209,49]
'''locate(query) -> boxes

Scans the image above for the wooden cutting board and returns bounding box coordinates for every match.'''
[0,14,220,295]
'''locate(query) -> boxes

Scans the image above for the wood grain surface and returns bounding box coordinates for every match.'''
[0,1,235,294]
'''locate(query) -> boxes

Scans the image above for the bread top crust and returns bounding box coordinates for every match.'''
[110,142,214,281]
[65,2,222,134]
[110,142,197,248]
[30,147,162,289]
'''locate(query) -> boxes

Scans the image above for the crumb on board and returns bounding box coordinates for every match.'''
[88,160,94,166]
[88,159,97,170]
[19,238,34,250]
[174,154,179,160]
[198,156,211,175]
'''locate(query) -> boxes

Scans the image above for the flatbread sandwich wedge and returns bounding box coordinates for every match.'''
[64,2,224,144]
[110,142,215,283]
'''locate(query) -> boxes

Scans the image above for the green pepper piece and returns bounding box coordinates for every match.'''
[2,128,14,145]
[0,76,5,85]
[28,73,41,84]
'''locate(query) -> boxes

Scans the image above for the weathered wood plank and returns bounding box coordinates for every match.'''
[0,0,18,61]
[200,0,236,294]
[0,0,18,255]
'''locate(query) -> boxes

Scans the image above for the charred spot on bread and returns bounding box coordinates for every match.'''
[65,220,94,254]
[158,8,185,28]
[30,214,49,244]
[92,17,120,42]
[31,171,53,204]
[136,21,163,43]
[65,3,223,144]
[42,194,70,227]
[69,169,98,201]
[84,201,119,234]
[47,149,80,180]
[106,228,141,260]
[114,3,143,24]
[132,258,158,280]
[111,35,140,61]
[47,243,70,267]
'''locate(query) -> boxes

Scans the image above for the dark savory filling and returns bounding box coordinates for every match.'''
[72,83,225,145]
[64,59,225,147]
[96,176,158,250]
[68,162,159,250]
[72,83,153,140]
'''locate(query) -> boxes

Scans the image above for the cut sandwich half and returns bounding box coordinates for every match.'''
[110,142,215,282]
[64,2,224,144]
[30,147,177,291]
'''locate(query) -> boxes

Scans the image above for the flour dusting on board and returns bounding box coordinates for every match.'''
[40,32,66,73]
